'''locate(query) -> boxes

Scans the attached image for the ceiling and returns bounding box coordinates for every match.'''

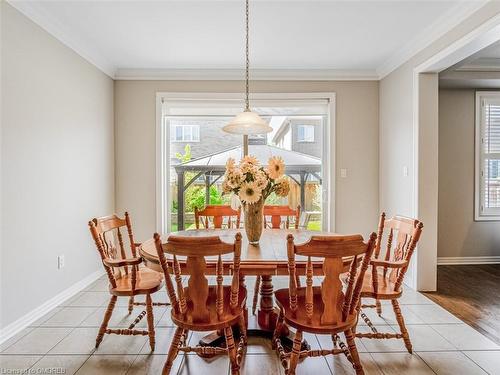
[440,40,500,88]
[9,0,487,80]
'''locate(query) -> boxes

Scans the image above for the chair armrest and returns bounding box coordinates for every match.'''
[370,259,408,268]
[103,257,142,267]
[134,242,142,248]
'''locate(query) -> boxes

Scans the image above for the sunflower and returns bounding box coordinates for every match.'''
[255,169,269,190]
[241,161,258,175]
[226,168,243,188]
[238,181,262,204]
[241,155,259,165]
[274,178,290,197]
[266,156,285,179]
[222,179,232,194]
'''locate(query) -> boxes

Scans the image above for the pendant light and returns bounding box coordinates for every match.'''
[222,0,272,155]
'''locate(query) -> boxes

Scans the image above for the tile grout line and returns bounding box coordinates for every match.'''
[364,351,385,375]
[426,322,481,352]
[25,324,91,371]
[461,350,494,375]
[413,352,440,375]
[16,304,99,362]
[310,334,334,375]
[72,354,94,375]
[0,328,34,354]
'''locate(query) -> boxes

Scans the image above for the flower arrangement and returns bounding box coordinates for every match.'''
[222,155,290,243]
[222,155,290,204]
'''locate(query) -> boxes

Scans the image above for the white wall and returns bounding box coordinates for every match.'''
[379,2,500,290]
[438,88,500,259]
[1,3,114,329]
[114,80,379,241]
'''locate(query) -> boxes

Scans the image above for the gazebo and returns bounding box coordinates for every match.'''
[174,144,321,230]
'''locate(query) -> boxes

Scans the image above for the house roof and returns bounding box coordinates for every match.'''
[174,144,321,174]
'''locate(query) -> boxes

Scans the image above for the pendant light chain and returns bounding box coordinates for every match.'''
[222,0,271,138]
[245,0,250,111]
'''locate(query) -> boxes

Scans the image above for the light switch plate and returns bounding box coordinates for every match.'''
[403,166,408,177]
[58,255,65,269]
[340,168,347,178]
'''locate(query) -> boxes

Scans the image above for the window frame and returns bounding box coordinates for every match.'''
[296,124,315,143]
[475,91,500,221]
[156,92,335,236]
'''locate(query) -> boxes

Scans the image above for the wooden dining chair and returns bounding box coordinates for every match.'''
[355,213,423,353]
[148,232,247,375]
[88,212,166,350]
[194,205,241,229]
[273,233,377,375]
[263,205,301,229]
[251,205,301,315]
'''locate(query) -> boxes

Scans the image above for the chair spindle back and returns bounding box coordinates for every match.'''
[88,212,138,290]
[151,233,242,323]
[287,233,377,325]
[373,213,424,291]
[263,205,300,229]
[194,205,241,229]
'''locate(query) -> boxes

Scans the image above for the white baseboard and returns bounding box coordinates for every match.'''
[437,256,500,265]
[0,269,104,344]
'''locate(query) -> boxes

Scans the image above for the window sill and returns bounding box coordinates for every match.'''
[474,214,500,222]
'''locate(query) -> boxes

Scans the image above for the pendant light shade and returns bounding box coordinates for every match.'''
[222,110,272,135]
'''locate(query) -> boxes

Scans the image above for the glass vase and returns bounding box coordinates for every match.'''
[243,198,264,244]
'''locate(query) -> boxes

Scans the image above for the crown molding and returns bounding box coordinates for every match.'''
[377,0,490,79]
[114,68,379,81]
[7,0,116,78]
[8,0,491,82]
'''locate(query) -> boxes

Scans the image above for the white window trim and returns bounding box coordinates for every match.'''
[475,91,500,221]
[155,92,336,235]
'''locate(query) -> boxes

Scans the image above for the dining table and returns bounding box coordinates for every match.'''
[139,227,352,350]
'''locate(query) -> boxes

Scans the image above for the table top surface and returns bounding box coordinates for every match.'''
[139,228,338,265]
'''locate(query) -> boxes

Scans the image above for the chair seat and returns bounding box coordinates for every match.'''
[360,268,402,299]
[110,269,164,296]
[275,287,358,334]
[172,285,247,331]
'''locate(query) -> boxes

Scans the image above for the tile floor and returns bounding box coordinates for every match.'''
[1,275,499,374]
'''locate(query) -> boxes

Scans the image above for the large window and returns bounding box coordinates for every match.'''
[475,92,500,220]
[159,96,332,233]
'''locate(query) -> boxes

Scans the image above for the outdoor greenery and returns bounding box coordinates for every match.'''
[185,185,223,211]
[173,144,228,214]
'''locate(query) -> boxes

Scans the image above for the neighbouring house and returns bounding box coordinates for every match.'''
[169,119,242,165]
[271,117,323,158]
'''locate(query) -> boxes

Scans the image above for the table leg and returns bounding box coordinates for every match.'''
[253,275,308,352]
[257,275,278,330]
[199,274,309,355]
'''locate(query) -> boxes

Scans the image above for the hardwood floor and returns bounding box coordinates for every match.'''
[423,264,500,345]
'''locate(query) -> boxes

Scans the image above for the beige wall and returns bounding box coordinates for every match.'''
[379,2,500,290]
[1,3,114,329]
[438,88,500,258]
[114,80,379,241]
